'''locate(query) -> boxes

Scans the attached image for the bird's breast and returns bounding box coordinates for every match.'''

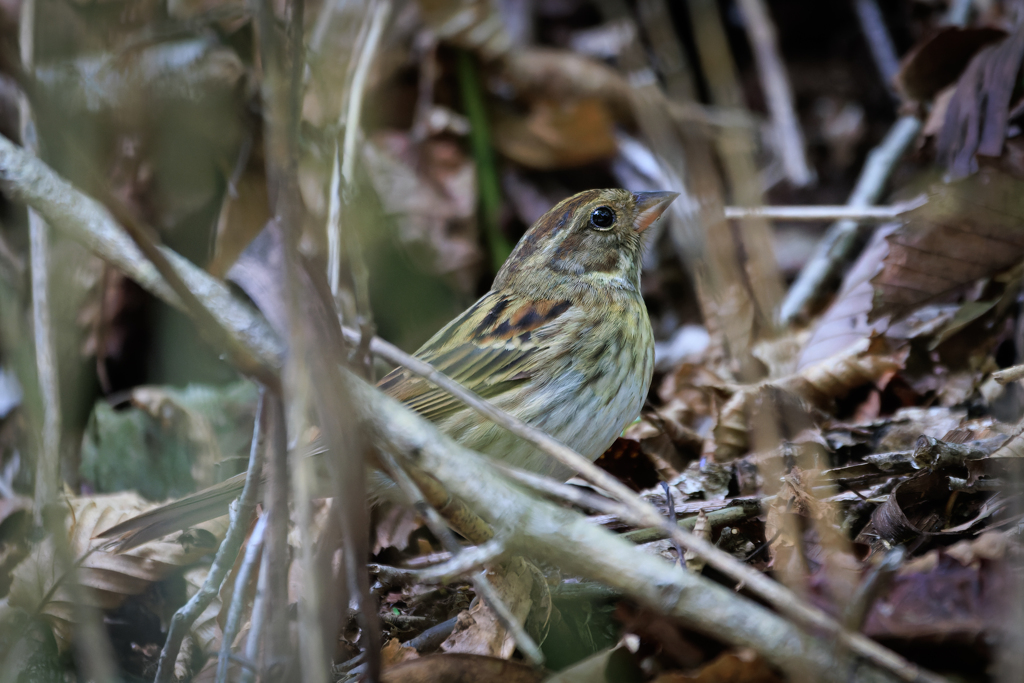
[440,292,654,479]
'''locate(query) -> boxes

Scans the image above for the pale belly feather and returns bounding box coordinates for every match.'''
[436,302,654,480]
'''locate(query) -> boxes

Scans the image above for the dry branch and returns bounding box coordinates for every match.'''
[347,370,915,683]
[725,198,925,222]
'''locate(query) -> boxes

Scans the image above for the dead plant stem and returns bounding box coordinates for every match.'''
[156,389,267,683]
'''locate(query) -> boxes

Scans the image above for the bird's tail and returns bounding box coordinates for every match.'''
[94,473,248,552]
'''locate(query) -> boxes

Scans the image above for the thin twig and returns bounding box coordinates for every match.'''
[20,0,59,522]
[218,514,267,683]
[725,197,925,221]
[343,328,942,683]
[340,0,389,187]
[154,389,267,683]
[334,1,387,375]
[852,0,901,101]
[412,539,507,584]
[259,392,290,677]
[779,115,922,324]
[736,0,814,187]
[327,143,343,298]
[493,462,633,517]
[28,208,58,516]
[351,368,939,683]
[944,0,974,28]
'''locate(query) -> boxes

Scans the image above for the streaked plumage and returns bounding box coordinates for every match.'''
[99,188,677,549]
[376,188,675,481]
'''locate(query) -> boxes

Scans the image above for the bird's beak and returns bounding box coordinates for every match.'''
[632,191,679,233]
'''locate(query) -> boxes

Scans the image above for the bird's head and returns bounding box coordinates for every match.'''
[494,189,678,294]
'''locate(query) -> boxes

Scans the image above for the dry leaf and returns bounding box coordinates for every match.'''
[381,653,541,683]
[872,170,1024,322]
[499,49,633,122]
[440,557,549,659]
[382,637,421,668]
[715,340,905,461]
[1,492,228,651]
[492,98,617,170]
[798,224,897,369]
[207,152,269,278]
[861,547,1009,641]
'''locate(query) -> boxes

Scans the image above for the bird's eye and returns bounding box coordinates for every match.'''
[590,206,616,230]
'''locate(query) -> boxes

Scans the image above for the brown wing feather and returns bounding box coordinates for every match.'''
[377,290,573,423]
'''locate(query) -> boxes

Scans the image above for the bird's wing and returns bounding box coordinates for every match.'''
[377,290,574,423]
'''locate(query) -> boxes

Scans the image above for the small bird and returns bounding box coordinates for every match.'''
[100,189,677,548]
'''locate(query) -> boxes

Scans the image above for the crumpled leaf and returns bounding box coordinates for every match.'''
[860,540,1010,641]
[440,557,550,659]
[871,170,1024,322]
[714,340,905,461]
[859,471,992,547]
[1,492,228,651]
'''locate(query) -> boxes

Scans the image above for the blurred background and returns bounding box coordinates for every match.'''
[2,0,1024,680]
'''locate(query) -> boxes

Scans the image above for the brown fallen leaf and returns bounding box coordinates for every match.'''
[861,545,1010,641]
[714,339,905,461]
[382,637,421,669]
[871,169,1024,322]
[859,471,992,548]
[207,148,269,279]
[498,48,634,123]
[381,653,541,683]
[492,98,618,170]
[798,224,897,370]
[440,557,549,659]
[1,492,228,651]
